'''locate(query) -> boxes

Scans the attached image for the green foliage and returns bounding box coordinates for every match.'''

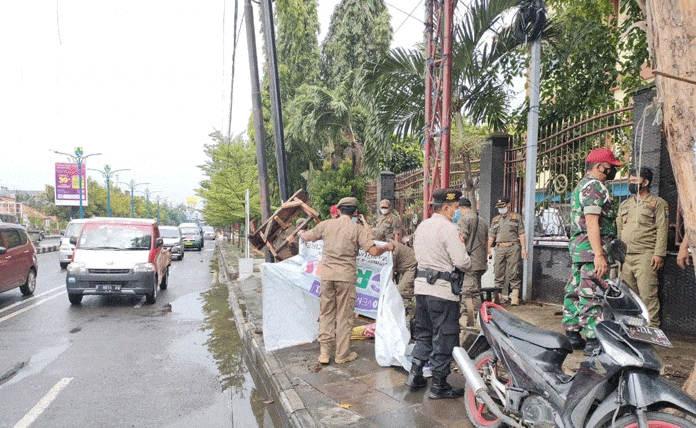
[320,0,393,88]
[197,131,261,227]
[378,136,423,174]
[308,160,366,219]
[618,0,650,92]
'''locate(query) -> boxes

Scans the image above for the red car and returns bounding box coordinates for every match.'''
[0,223,38,296]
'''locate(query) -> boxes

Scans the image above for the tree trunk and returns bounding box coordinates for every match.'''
[643,0,696,398]
[453,112,478,213]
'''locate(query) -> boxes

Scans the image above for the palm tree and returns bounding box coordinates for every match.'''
[364,0,521,206]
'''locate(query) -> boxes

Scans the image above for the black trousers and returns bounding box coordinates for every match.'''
[411,294,460,376]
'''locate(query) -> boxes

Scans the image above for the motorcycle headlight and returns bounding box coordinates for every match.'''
[133,263,156,273]
[67,262,87,274]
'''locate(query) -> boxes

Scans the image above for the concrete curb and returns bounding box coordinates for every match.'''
[36,245,59,254]
[215,243,319,428]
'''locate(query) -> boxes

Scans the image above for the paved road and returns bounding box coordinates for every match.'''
[0,245,278,428]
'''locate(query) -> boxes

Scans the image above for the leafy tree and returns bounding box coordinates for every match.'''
[378,136,423,174]
[197,131,261,228]
[320,0,392,88]
[307,159,366,219]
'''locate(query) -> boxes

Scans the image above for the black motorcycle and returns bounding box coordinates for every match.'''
[453,241,696,428]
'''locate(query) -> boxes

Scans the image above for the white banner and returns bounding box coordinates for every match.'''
[262,239,411,369]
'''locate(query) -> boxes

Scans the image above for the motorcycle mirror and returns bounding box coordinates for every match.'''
[606,239,626,265]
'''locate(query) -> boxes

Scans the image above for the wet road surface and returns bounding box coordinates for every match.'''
[0,244,278,428]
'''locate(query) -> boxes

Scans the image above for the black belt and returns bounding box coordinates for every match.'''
[416,269,453,282]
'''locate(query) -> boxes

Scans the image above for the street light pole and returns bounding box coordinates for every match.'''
[51,148,101,218]
[118,180,148,218]
[90,165,130,217]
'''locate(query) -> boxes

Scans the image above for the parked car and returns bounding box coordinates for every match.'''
[202,226,216,241]
[179,222,204,248]
[66,218,171,305]
[160,226,184,261]
[59,218,89,270]
[179,225,203,251]
[0,223,37,296]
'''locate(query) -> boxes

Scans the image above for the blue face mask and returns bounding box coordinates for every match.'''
[452,208,461,223]
[352,217,359,223]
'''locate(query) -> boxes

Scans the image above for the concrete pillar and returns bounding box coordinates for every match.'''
[479,133,511,224]
[377,170,395,211]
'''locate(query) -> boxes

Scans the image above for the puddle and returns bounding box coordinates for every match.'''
[170,293,206,320]
[0,342,70,389]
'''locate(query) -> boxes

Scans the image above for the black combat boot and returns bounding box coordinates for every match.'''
[583,338,602,357]
[427,375,464,399]
[405,358,428,389]
[566,331,586,350]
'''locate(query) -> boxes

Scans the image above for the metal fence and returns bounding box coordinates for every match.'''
[504,106,634,238]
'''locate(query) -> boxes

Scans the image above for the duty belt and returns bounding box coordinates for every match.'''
[497,241,519,247]
[416,269,453,282]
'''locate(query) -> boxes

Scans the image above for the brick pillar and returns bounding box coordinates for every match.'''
[632,87,663,192]
[377,170,395,211]
[479,133,511,224]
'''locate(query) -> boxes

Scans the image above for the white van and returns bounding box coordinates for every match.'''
[59,218,89,269]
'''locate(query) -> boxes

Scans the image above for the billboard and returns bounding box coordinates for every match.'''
[54,162,88,206]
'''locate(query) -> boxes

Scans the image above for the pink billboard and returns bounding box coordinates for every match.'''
[54,162,89,206]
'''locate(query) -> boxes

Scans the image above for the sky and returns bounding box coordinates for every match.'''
[0,0,427,208]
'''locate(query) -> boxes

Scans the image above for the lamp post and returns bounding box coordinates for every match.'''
[144,188,161,219]
[51,147,101,218]
[89,165,130,217]
[118,180,149,218]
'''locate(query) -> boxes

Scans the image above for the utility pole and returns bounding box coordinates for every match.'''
[244,0,272,262]
[259,0,289,202]
[90,165,129,217]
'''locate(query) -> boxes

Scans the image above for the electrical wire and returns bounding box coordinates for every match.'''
[393,0,425,35]
[385,0,426,26]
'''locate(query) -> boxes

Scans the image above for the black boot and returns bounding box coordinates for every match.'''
[566,331,586,350]
[583,338,601,357]
[427,375,464,399]
[405,359,428,389]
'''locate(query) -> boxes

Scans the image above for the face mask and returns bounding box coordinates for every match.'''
[600,165,617,181]
[352,217,358,223]
[452,209,461,223]
[498,207,508,215]
[380,208,389,215]
[628,183,640,194]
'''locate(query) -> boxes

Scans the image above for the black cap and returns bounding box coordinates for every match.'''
[432,188,462,203]
[459,197,471,207]
[495,196,511,208]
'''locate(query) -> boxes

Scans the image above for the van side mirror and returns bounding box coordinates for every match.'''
[69,237,78,245]
[606,239,626,265]
[156,238,164,248]
[0,247,6,255]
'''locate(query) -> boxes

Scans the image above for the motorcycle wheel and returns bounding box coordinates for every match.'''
[610,411,696,428]
[464,350,510,428]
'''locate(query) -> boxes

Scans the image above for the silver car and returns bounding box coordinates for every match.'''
[159,226,184,260]
[59,219,88,270]
[202,226,216,241]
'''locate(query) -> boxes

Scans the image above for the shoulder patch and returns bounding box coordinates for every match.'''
[648,200,657,208]
[492,216,500,223]
[510,213,518,220]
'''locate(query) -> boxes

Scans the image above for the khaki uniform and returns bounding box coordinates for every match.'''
[489,213,524,296]
[412,213,471,377]
[391,239,417,308]
[617,193,669,327]
[303,216,375,360]
[372,213,402,240]
[458,210,488,330]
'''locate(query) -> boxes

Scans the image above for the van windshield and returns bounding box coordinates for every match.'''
[79,225,152,250]
[160,228,180,238]
[180,227,199,235]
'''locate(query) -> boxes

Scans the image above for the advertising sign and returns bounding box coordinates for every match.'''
[54,162,88,206]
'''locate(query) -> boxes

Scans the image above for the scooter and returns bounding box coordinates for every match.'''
[453,240,696,428]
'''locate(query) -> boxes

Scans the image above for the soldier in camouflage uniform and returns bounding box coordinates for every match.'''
[564,148,622,356]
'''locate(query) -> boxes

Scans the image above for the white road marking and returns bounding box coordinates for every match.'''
[0,291,66,324]
[13,377,73,428]
[133,296,147,308]
[0,286,65,315]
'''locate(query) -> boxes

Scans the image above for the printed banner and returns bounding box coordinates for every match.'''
[54,162,88,207]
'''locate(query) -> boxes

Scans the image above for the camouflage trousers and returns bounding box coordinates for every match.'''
[562,262,603,339]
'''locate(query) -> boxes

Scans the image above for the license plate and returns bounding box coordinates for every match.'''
[622,323,672,347]
[185,241,192,244]
[96,284,121,292]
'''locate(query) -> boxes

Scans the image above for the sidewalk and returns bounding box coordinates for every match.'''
[216,244,695,428]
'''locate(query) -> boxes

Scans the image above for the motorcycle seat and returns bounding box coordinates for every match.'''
[489,308,573,352]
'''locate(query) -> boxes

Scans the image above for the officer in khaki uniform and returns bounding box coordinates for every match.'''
[487,197,528,306]
[616,167,668,327]
[407,189,471,400]
[300,197,394,364]
[373,199,402,241]
[456,197,488,331]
